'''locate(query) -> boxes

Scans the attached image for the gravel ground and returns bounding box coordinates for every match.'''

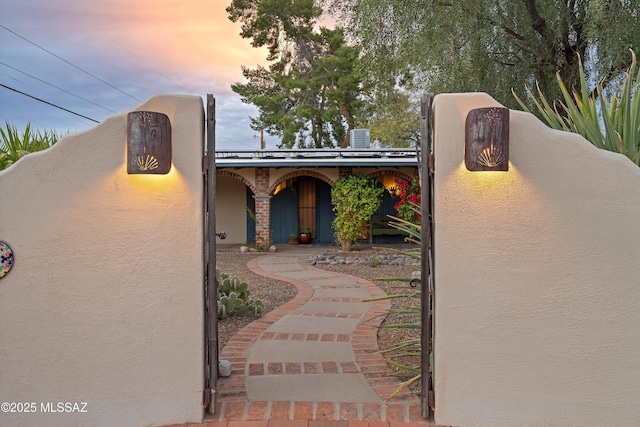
[215,251,298,350]
[215,245,423,395]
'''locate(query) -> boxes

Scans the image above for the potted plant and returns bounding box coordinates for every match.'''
[299,226,312,244]
[288,233,299,245]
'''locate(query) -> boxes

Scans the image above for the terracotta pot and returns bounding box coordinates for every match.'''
[299,233,312,244]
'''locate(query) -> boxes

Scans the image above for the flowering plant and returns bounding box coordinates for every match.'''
[393,176,421,224]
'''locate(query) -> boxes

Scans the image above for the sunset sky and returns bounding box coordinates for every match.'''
[0,0,278,149]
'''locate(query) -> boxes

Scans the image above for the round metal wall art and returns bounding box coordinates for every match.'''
[0,241,14,279]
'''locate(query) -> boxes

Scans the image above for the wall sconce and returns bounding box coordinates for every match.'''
[381,175,399,196]
[127,111,172,174]
[465,107,509,171]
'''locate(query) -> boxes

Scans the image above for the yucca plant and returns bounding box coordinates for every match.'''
[366,290,424,398]
[0,122,61,170]
[513,50,639,166]
[367,201,428,399]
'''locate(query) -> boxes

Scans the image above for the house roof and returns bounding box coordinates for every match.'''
[215,148,418,168]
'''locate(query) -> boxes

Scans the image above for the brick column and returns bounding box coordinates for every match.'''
[253,168,271,244]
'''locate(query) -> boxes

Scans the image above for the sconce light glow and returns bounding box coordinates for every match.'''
[127,111,172,174]
[381,175,399,196]
[465,107,509,172]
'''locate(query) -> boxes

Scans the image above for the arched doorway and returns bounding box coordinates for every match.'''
[269,177,335,244]
[369,173,416,244]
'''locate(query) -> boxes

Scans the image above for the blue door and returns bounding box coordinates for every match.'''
[270,186,299,244]
[316,180,335,243]
[252,177,335,244]
[246,187,255,244]
[373,188,405,244]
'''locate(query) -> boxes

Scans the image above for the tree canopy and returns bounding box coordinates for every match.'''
[227,0,368,148]
[327,0,640,109]
[228,0,639,147]
[362,91,420,147]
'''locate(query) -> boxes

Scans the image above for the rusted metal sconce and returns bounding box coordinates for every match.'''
[127,111,172,174]
[465,107,509,171]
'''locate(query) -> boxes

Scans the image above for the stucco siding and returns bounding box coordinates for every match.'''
[432,93,640,427]
[0,95,205,427]
[216,175,249,244]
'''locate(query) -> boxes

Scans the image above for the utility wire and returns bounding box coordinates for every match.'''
[0,83,99,123]
[0,61,118,114]
[216,133,260,148]
[90,23,188,93]
[0,24,142,102]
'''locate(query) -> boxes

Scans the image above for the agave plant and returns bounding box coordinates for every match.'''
[514,50,639,166]
[366,290,424,397]
[0,122,61,170]
[366,201,429,399]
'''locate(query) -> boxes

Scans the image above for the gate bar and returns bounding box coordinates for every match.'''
[419,94,434,419]
[205,94,218,413]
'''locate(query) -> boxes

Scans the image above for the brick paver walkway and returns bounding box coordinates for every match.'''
[211,254,427,424]
[159,251,437,427]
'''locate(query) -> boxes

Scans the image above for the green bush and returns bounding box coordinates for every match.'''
[514,50,639,166]
[331,175,383,251]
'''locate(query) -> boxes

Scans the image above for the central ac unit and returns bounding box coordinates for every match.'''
[350,129,370,148]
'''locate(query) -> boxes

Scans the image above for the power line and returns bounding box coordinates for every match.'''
[0,24,142,103]
[0,83,99,123]
[0,61,117,114]
[216,133,260,148]
[90,23,188,93]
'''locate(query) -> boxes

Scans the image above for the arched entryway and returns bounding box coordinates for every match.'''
[268,176,335,244]
[369,171,417,244]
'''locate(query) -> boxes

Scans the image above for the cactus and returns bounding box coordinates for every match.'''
[216,269,264,319]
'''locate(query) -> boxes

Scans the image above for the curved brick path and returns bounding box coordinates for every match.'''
[207,253,427,424]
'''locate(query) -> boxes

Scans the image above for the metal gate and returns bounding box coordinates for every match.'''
[203,93,434,417]
[204,94,218,414]
[418,94,435,418]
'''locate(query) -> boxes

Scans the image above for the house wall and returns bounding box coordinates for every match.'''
[0,95,205,427]
[235,168,255,184]
[269,167,339,187]
[432,93,640,426]
[215,166,418,244]
[360,167,418,181]
[216,175,249,244]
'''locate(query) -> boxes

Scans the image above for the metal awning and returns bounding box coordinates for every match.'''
[215,148,418,168]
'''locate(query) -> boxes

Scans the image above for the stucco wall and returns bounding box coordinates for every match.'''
[432,93,640,426]
[216,175,248,244]
[0,95,205,427]
[223,167,255,189]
